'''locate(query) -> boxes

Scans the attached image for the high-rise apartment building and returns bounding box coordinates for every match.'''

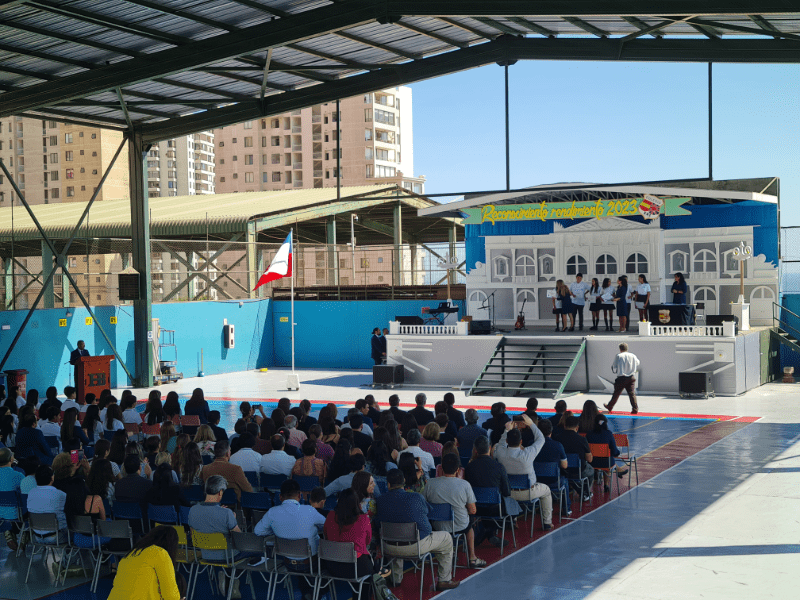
[213,86,425,194]
[146,132,215,198]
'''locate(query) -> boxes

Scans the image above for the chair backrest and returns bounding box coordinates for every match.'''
[71,514,96,537]
[506,473,531,490]
[318,539,357,565]
[380,521,420,544]
[0,491,19,518]
[183,485,205,504]
[43,435,60,455]
[588,443,614,469]
[29,511,60,535]
[533,461,560,485]
[252,509,267,526]
[241,491,272,511]
[375,478,388,495]
[179,505,192,525]
[172,524,189,546]
[293,475,319,493]
[77,412,86,423]
[613,433,630,454]
[221,488,238,506]
[472,486,502,508]
[191,529,229,552]
[243,471,260,490]
[274,536,313,561]
[98,519,133,542]
[261,473,288,492]
[103,430,117,441]
[180,415,201,427]
[112,501,143,520]
[148,504,178,524]
[427,502,454,523]
[232,531,266,555]
[141,423,162,436]
[83,446,95,460]
[201,455,214,465]
[565,453,581,471]
[124,423,140,435]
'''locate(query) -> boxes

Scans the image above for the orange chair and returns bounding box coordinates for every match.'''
[588,443,620,496]
[141,423,162,436]
[77,412,86,424]
[613,433,638,487]
[123,423,141,437]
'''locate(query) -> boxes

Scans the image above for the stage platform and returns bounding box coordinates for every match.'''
[386,326,779,397]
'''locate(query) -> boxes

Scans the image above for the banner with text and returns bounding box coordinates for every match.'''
[463,196,691,225]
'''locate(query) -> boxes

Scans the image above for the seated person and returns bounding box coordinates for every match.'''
[228,433,262,474]
[423,453,486,569]
[463,435,515,546]
[374,469,460,590]
[397,428,435,474]
[208,410,228,442]
[0,448,24,549]
[585,414,626,492]
[345,414,372,455]
[533,419,571,515]
[559,416,595,500]
[200,440,252,501]
[27,465,68,543]
[409,393,435,426]
[16,413,54,466]
[324,454,380,498]
[456,409,488,455]
[259,434,296,477]
[309,486,329,518]
[292,438,327,485]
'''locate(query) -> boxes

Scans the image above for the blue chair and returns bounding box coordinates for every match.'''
[221,488,238,507]
[507,474,540,536]
[428,503,469,576]
[458,448,472,467]
[261,473,288,505]
[292,475,320,496]
[183,485,205,504]
[565,454,591,511]
[244,471,261,491]
[472,486,516,555]
[201,455,214,465]
[178,505,192,526]
[103,430,117,442]
[534,462,569,521]
[428,468,436,479]
[111,501,145,531]
[374,477,388,496]
[241,492,272,512]
[83,446,95,460]
[43,435,60,456]
[147,504,178,527]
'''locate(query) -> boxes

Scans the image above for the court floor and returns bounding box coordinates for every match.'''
[1,369,797,600]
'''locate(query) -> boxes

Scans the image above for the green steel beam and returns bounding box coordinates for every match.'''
[3,259,13,310]
[246,221,258,299]
[250,198,392,231]
[393,203,402,286]
[41,241,54,309]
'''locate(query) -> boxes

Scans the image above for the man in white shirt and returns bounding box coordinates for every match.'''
[493,414,553,530]
[38,406,62,453]
[60,386,79,412]
[398,428,435,474]
[229,433,262,474]
[259,434,296,477]
[569,273,590,331]
[604,342,640,414]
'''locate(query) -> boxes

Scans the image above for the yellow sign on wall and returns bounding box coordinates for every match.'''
[59,319,67,327]
[110,316,118,325]
[280,316,289,323]
[85,317,93,325]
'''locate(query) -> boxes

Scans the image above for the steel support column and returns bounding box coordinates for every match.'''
[41,240,54,309]
[393,203,402,286]
[326,217,338,286]
[186,251,196,300]
[3,259,12,310]
[128,132,153,388]
[246,221,257,298]
[449,222,457,287]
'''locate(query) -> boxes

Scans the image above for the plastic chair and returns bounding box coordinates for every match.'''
[589,443,620,496]
[124,423,141,439]
[428,503,468,576]
[292,475,320,496]
[316,539,374,600]
[141,423,162,436]
[71,515,101,591]
[103,430,117,442]
[180,415,201,437]
[110,501,145,531]
[202,455,214,465]
[565,454,591,511]
[270,537,318,600]
[241,492,273,530]
[25,512,77,586]
[244,470,261,491]
[221,488,238,507]
[230,532,277,600]
[0,491,24,556]
[184,485,205,505]
[43,435,60,456]
[189,530,247,600]
[613,433,639,487]
[374,477,388,496]
[147,503,179,527]
[171,524,197,581]
[533,462,568,522]
[472,486,516,555]
[179,505,192,526]
[508,473,541,536]
[380,522,435,600]
[261,473,288,505]
[83,446,95,460]
[95,520,134,592]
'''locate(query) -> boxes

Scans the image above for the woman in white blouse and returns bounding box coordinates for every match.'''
[104,403,126,434]
[633,274,652,323]
[601,277,616,331]
[121,397,142,425]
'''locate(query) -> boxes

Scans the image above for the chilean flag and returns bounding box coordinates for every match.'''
[254,231,292,290]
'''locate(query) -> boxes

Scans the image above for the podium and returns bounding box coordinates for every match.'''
[75,355,115,402]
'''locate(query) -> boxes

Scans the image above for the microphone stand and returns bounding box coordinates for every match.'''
[486,290,497,331]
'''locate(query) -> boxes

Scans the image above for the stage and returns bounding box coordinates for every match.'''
[386,325,779,397]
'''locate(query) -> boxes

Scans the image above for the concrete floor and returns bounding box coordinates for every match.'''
[2,368,797,600]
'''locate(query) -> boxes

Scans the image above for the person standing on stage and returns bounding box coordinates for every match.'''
[381,328,389,361]
[569,273,590,331]
[671,272,688,304]
[613,276,630,333]
[633,275,651,323]
[601,278,615,332]
[555,280,574,332]
[588,278,603,331]
[69,340,90,382]
[370,328,384,365]
[552,282,563,332]
[604,342,640,414]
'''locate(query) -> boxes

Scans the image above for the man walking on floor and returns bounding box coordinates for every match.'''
[604,342,640,414]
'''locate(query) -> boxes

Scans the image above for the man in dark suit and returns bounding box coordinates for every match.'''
[364,395,382,424]
[69,340,90,381]
[208,410,228,442]
[409,393,435,426]
[383,394,406,422]
[348,414,372,455]
[370,328,384,365]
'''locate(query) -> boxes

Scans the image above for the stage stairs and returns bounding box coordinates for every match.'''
[771,302,800,358]
[468,337,587,399]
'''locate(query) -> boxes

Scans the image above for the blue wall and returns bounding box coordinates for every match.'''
[271,300,465,369]
[0,300,272,395]
[780,294,800,370]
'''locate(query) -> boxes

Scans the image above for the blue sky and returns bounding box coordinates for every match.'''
[411,61,800,229]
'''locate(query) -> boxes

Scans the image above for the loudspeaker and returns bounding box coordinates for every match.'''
[224,324,235,349]
[373,364,404,385]
[395,316,424,325]
[470,320,491,335]
[679,371,713,396]
[118,273,140,301]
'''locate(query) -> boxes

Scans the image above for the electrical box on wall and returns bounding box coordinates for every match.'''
[224,323,235,349]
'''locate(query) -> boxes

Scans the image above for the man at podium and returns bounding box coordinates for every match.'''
[70,340,90,377]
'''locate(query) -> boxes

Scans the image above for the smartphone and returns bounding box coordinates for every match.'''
[512,415,524,422]
[70,449,79,465]
[253,404,261,410]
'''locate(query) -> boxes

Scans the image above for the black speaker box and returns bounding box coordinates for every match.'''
[373,364,404,385]
[395,316,424,325]
[470,320,491,335]
[679,371,713,395]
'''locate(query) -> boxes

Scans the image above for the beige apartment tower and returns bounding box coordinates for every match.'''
[213,86,424,194]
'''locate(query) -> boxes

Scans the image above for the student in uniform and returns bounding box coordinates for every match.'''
[552,281,563,332]
[634,275,651,322]
[671,272,688,304]
[601,277,615,332]
[588,278,603,331]
[613,276,630,333]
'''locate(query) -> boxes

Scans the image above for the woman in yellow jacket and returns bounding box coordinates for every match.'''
[108,525,183,600]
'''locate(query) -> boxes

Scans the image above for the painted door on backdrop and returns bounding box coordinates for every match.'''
[273,307,292,367]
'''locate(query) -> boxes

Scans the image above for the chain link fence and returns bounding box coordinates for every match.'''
[781,227,800,294]
[1,239,466,309]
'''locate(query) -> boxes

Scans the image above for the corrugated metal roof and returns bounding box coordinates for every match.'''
[0,184,431,241]
[1,2,799,140]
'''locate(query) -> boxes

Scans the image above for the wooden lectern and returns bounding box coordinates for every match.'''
[75,355,115,402]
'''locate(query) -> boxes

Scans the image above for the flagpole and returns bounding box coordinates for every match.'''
[291,228,295,374]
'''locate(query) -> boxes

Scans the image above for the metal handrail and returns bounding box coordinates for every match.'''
[773,301,800,341]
